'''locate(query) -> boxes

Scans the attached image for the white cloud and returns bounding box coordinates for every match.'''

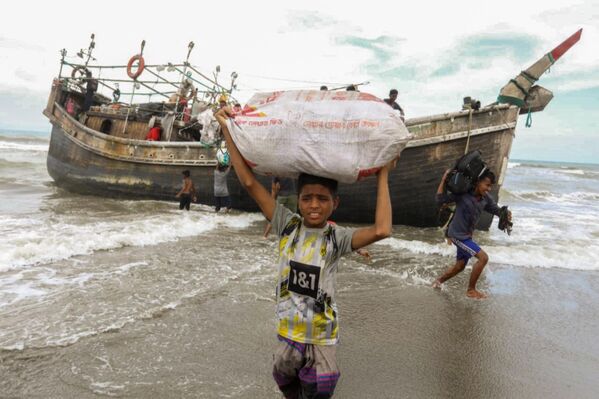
[553,77,599,92]
[0,0,596,121]
[14,67,37,82]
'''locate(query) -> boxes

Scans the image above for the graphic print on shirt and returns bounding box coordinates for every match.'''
[272,204,354,345]
[288,260,320,299]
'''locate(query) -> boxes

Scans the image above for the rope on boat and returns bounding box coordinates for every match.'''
[494,104,516,136]
[464,109,473,154]
[241,73,348,86]
[525,107,533,128]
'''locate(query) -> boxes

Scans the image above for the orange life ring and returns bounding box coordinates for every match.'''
[127,54,145,79]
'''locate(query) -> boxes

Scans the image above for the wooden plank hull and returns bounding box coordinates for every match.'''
[46,122,266,213]
[45,100,518,229]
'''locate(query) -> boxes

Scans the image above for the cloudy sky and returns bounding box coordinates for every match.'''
[1,0,597,163]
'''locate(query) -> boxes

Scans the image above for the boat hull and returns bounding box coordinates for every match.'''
[46,122,266,212]
[335,127,512,228]
[45,101,518,229]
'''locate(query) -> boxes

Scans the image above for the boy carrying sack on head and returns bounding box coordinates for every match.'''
[215,107,396,398]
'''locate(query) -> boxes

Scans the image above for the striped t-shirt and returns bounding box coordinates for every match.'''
[271,204,354,345]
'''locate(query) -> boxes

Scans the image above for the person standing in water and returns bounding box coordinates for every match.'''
[214,164,232,212]
[432,168,511,299]
[176,170,196,211]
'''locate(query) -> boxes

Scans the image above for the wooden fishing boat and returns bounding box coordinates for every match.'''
[43,31,582,228]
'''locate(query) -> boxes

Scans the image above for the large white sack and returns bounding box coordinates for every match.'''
[227,90,412,183]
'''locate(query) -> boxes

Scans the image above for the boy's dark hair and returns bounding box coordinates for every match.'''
[297,173,338,196]
[182,170,190,177]
[320,85,328,91]
[479,169,495,184]
[389,89,398,95]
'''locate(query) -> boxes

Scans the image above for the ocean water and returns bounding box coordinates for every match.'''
[1,129,599,397]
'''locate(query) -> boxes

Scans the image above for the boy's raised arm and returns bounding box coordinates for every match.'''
[436,169,456,205]
[350,160,395,250]
[215,108,276,220]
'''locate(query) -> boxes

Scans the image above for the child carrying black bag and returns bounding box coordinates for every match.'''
[432,151,512,299]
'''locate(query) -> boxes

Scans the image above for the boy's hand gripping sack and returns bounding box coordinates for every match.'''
[226,90,412,183]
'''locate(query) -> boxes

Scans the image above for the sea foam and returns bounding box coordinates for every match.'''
[379,233,599,271]
[0,141,48,152]
[0,211,263,271]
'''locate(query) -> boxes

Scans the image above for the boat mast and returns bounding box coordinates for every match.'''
[215,65,221,101]
[82,34,96,68]
[122,40,145,135]
[229,71,238,98]
[174,41,195,113]
[58,48,67,78]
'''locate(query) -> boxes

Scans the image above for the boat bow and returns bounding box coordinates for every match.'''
[497,29,582,112]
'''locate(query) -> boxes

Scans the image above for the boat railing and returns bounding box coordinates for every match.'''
[52,101,216,150]
[405,103,513,127]
[56,35,239,123]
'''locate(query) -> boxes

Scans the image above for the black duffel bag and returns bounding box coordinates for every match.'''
[446,150,487,194]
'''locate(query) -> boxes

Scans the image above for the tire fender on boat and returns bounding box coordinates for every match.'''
[127,54,145,79]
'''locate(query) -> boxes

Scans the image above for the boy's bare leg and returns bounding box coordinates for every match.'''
[432,260,466,288]
[467,250,489,299]
[263,222,272,238]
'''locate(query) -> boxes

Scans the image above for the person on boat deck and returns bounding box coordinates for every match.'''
[215,105,395,399]
[384,89,405,122]
[145,126,161,141]
[232,103,242,116]
[112,83,121,103]
[82,70,98,113]
[263,176,297,238]
[169,79,195,111]
[218,94,228,109]
[214,164,232,213]
[176,170,196,211]
[432,169,511,299]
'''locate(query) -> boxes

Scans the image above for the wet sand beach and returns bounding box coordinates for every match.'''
[2,132,599,397]
[1,225,599,398]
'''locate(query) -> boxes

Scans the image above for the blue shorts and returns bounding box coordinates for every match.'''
[451,238,481,263]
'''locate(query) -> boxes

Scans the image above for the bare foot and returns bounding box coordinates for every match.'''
[356,248,371,260]
[466,289,487,299]
[432,279,442,289]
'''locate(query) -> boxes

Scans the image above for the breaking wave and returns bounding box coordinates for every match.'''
[380,235,599,271]
[0,211,263,271]
[507,190,599,203]
[0,141,48,152]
